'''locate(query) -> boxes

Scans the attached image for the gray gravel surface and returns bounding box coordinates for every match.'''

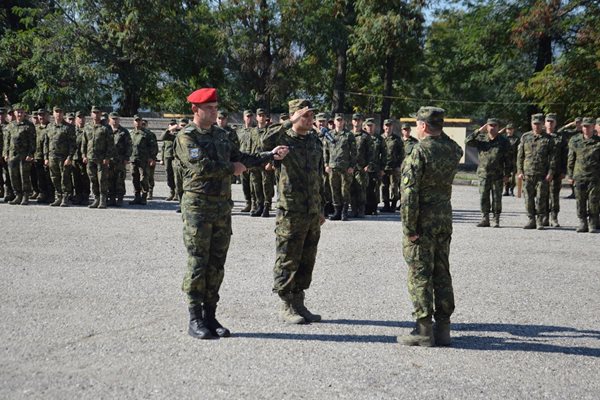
[1,182,599,399]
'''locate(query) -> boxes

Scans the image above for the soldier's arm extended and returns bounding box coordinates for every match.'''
[81,129,88,160]
[261,123,288,151]
[400,149,422,238]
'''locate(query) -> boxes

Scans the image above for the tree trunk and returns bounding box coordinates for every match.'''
[381,55,395,121]
[255,0,272,111]
[332,41,347,114]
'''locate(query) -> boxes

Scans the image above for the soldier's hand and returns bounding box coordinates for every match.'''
[265,163,275,171]
[379,170,385,178]
[408,234,419,243]
[149,159,156,167]
[160,160,164,165]
[272,145,289,160]
[517,173,524,180]
[545,174,553,182]
[568,178,574,185]
[290,107,310,124]
[25,156,33,162]
[232,162,247,176]
[64,159,72,166]
[102,159,110,166]
[319,214,326,226]
[363,166,369,172]
[82,157,88,164]
[347,167,354,174]
[325,166,332,174]
[44,159,49,166]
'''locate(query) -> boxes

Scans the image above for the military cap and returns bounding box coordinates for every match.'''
[352,112,364,120]
[101,112,108,119]
[545,113,557,122]
[12,103,24,111]
[187,88,217,104]
[364,118,375,125]
[217,110,228,118]
[132,114,141,120]
[243,109,254,116]
[169,118,177,124]
[383,119,394,125]
[531,113,544,123]
[52,106,63,112]
[109,112,120,118]
[178,118,189,124]
[32,110,39,117]
[280,113,289,121]
[288,99,315,115]
[66,112,75,119]
[413,106,444,127]
[506,123,514,129]
[334,113,344,120]
[37,108,48,115]
[75,111,85,117]
[486,118,500,125]
[91,106,101,113]
[596,117,600,125]
[581,117,595,126]
[574,117,582,123]
[256,108,267,115]
[315,112,327,121]
[401,123,411,129]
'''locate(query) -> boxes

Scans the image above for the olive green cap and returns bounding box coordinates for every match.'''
[32,110,39,116]
[132,114,141,120]
[531,113,544,123]
[364,118,375,125]
[506,123,514,129]
[38,108,48,115]
[574,117,582,123]
[288,99,315,114]
[66,112,75,119]
[582,117,595,126]
[91,106,101,112]
[486,118,500,125]
[256,108,266,115]
[334,113,344,120]
[352,113,363,120]
[315,113,327,121]
[75,111,85,117]
[217,110,228,118]
[383,119,394,125]
[101,112,108,118]
[109,112,120,118]
[53,106,63,112]
[243,109,253,116]
[413,106,445,127]
[401,123,411,129]
[596,117,600,125]
[545,113,557,122]
[279,113,289,120]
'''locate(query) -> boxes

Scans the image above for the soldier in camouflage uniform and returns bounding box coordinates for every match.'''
[249,108,275,217]
[399,107,463,347]
[217,111,241,185]
[161,119,179,201]
[544,113,567,227]
[558,117,582,199]
[71,111,90,205]
[237,110,255,212]
[141,119,158,200]
[381,119,404,213]
[173,118,188,213]
[465,118,512,228]
[107,112,132,206]
[0,107,14,202]
[33,109,54,203]
[129,115,156,205]
[4,104,36,205]
[82,106,114,209]
[324,113,357,221]
[315,113,334,216]
[502,124,520,196]
[517,113,556,229]
[401,123,419,157]
[263,99,324,324]
[364,118,385,215]
[175,88,288,339]
[567,117,600,233]
[349,113,371,218]
[44,106,77,207]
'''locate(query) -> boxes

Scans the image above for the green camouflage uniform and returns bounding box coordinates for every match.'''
[317,128,334,209]
[517,131,556,221]
[43,121,77,197]
[402,135,419,158]
[0,121,13,197]
[401,132,463,322]
[34,122,53,199]
[175,122,274,306]
[366,133,385,214]
[250,126,274,207]
[465,131,512,216]
[130,127,156,194]
[237,126,254,207]
[109,125,132,199]
[382,133,404,206]
[72,125,90,202]
[546,130,568,217]
[263,125,324,294]
[161,129,177,193]
[146,131,158,194]
[567,133,600,225]
[350,129,372,216]
[5,119,36,196]
[324,129,356,206]
[82,122,114,196]
[504,134,520,193]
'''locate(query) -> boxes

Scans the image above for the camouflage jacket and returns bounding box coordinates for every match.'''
[517,132,556,177]
[263,125,324,214]
[402,135,419,158]
[324,129,357,170]
[4,120,36,159]
[547,131,568,176]
[130,128,157,162]
[43,121,76,160]
[400,133,463,237]
[465,131,512,179]
[73,126,86,161]
[111,125,132,161]
[237,126,253,153]
[250,126,268,154]
[367,134,385,173]
[353,130,372,170]
[383,133,404,171]
[35,123,50,160]
[82,122,114,161]
[567,134,600,182]
[161,129,177,160]
[504,134,520,165]
[221,125,240,150]
[174,123,273,199]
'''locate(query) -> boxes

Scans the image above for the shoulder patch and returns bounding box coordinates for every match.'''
[189,147,200,160]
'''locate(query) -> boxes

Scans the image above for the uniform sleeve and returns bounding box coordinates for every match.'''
[567,138,576,178]
[148,130,158,159]
[547,139,556,176]
[396,138,405,169]
[517,140,524,176]
[175,131,234,178]
[125,131,133,160]
[261,123,286,151]
[502,139,512,177]
[43,129,50,160]
[349,133,357,167]
[465,130,482,148]
[400,148,423,237]
[81,129,88,159]
[27,124,36,158]
[67,125,77,160]
[105,128,115,160]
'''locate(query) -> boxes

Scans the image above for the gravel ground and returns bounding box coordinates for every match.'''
[1,181,598,399]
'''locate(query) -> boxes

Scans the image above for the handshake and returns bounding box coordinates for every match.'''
[232,145,289,176]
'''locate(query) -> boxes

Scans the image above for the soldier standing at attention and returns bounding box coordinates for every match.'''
[174,118,188,213]
[237,110,255,212]
[108,112,132,207]
[465,118,512,228]
[315,113,334,217]
[380,119,404,213]
[216,110,240,150]
[517,113,556,230]
[72,111,90,205]
[364,118,385,215]
[33,109,53,204]
[129,115,156,206]
[4,104,36,205]
[558,117,582,199]
[250,108,275,217]
[324,113,356,221]
[398,107,463,347]
[567,117,600,232]
[400,123,419,157]
[349,112,371,218]
[175,88,288,339]
[44,106,76,207]
[161,119,179,201]
[82,106,114,209]
[0,107,13,201]
[141,119,158,200]
[544,113,567,227]
[502,124,520,196]
[262,100,324,324]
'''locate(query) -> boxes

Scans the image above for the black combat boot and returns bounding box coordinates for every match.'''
[390,198,398,213]
[9,194,22,205]
[541,214,549,227]
[398,317,434,347]
[261,202,270,217]
[476,214,490,227]
[202,304,231,338]
[98,194,107,209]
[341,204,349,221]
[355,205,365,219]
[188,305,215,339]
[503,187,510,196]
[241,202,252,212]
[329,206,341,221]
[166,191,175,201]
[492,214,500,228]
[576,219,589,233]
[4,190,15,203]
[140,192,148,205]
[251,204,264,217]
[380,201,391,213]
[147,189,153,200]
[292,291,321,322]
[115,196,123,207]
[59,194,70,207]
[50,193,62,207]
[536,216,545,230]
[20,193,29,205]
[523,217,536,229]
[589,216,599,233]
[129,192,142,205]
[433,320,452,346]
[30,191,38,199]
[324,202,334,216]
[550,212,560,227]
[89,195,100,208]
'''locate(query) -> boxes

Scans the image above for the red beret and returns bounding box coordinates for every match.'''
[187,88,218,104]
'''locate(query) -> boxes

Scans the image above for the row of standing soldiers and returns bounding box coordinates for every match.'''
[0,105,160,208]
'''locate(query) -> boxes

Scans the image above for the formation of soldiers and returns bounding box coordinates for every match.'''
[466,114,600,233]
[0,105,160,209]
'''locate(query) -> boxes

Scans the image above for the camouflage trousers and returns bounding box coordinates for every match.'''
[273,211,321,294]
[48,158,72,195]
[148,163,155,190]
[546,175,562,214]
[108,160,127,197]
[505,169,517,192]
[131,160,149,193]
[479,177,503,215]
[181,192,232,306]
[322,171,332,204]
[8,158,32,195]
[86,160,109,196]
[71,160,90,198]
[575,180,599,220]
[164,158,175,190]
[33,159,53,198]
[523,175,549,218]
[403,233,455,322]
[240,170,253,205]
[0,161,11,193]
[366,172,381,211]
[250,168,275,205]
[329,168,352,206]
[174,160,183,200]
[350,169,368,211]
[381,169,401,203]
